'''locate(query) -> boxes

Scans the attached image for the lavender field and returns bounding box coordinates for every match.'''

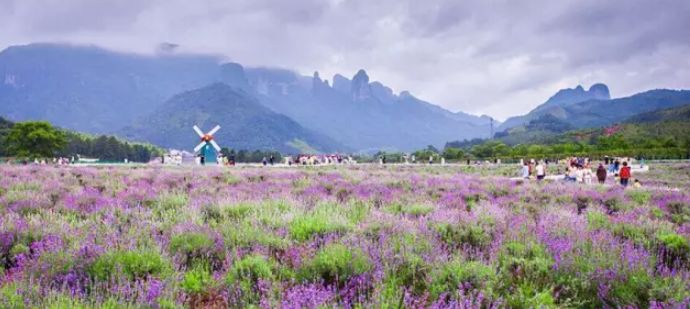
[1,164,689,308]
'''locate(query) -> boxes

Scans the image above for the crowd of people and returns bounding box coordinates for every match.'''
[521,156,643,188]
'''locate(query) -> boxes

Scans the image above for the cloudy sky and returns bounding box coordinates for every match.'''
[1,0,689,120]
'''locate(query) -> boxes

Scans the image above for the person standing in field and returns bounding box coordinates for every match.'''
[521,162,530,179]
[619,161,631,187]
[536,161,546,181]
[575,166,585,183]
[596,164,607,184]
[584,167,593,185]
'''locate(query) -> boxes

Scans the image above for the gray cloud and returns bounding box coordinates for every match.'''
[1,0,689,120]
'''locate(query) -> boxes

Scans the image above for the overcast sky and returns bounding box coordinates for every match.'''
[1,0,689,120]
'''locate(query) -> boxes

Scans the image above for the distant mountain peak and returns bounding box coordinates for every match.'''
[588,83,611,99]
[351,69,372,101]
[311,71,329,93]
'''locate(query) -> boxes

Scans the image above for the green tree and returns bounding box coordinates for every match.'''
[443,147,464,160]
[5,121,67,158]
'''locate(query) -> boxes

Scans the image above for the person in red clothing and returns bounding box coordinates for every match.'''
[619,161,631,187]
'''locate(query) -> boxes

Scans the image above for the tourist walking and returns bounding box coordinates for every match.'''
[619,161,631,187]
[596,164,607,184]
[536,161,546,181]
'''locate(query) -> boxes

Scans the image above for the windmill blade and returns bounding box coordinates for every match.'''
[210,140,221,152]
[193,125,204,138]
[208,125,221,136]
[193,142,206,153]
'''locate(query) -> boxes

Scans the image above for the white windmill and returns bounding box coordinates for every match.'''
[193,125,222,165]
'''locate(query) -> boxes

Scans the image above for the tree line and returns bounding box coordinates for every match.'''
[220,148,283,163]
[0,119,161,162]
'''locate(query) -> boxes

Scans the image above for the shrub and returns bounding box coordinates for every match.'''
[299,244,371,284]
[626,190,651,205]
[200,204,223,224]
[602,196,623,214]
[225,255,277,306]
[429,260,495,300]
[604,269,653,307]
[289,213,349,241]
[497,241,554,308]
[28,252,76,284]
[182,267,215,295]
[0,283,24,308]
[573,195,592,215]
[345,201,370,223]
[388,254,429,296]
[612,223,649,247]
[223,223,289,250]
[226,255,276,289]
[657,232,690,267]
[434,223,492,249]
[586,211,609,230]
[222,203,254,221]
[90,250,170,281]
[155,193,188,211]
[665,201,690,225]
[169,232,223,269]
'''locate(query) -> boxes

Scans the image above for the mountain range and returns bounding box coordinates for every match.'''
[2,43,690,153]
[497,84,690,136]
[0,43,493,152]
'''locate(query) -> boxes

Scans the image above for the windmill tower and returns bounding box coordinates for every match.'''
[193,125,222,165]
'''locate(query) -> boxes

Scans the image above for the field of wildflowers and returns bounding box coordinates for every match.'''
[0,163,689,308]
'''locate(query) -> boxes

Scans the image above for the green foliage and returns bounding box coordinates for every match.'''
[434,223,492,249]
[222,203,254,221]
[497,241,555,308]
[385,203,434,216]
[586,211,609,230]
[627,190,652,205]
[169,232,223,269]
[182,266,215,295]
[299,243,371,284]
[60,133,160,163]
[31,252,75,283]
[5,121,67,158]
[612,223,649,247]
[223,222,289,250]
[89,250,170,281]
[289,210,350,241]
[442,147,465,160]
[665,201,690,225]
[657,232,690,265]
[226,255,276,287]
[0,283,24,308]
[429,260,495,300]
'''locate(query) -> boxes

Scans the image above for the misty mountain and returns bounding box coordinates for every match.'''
[498,84,611,131]
[243,68,493,151]
[120,83,344,153]
[497,83,690,135]
[0,43,491,152]
[0,43,225,133]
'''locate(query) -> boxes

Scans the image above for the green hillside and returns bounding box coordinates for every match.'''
[121,83,345,153]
